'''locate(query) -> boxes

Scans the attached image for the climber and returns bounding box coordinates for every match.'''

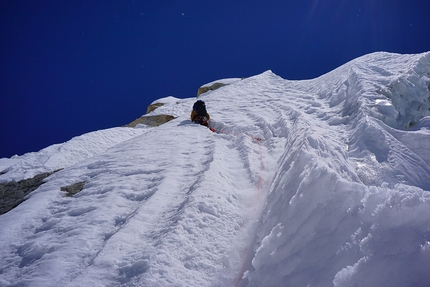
[191,100,210,127]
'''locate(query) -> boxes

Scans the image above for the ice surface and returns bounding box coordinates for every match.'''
[1,51,430,287]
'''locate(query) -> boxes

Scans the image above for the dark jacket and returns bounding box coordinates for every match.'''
[190,110,210,126]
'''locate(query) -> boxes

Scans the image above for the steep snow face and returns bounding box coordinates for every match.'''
[1,51,430,287]
[243,52,430,287]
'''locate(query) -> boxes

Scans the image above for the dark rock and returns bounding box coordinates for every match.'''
[197,82,227,97]
[125,114,176,128]
[146,102,165,114]
[0,170,59,215]
[61,181,86,197]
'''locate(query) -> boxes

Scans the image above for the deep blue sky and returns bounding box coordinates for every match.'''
[1,0,429,158]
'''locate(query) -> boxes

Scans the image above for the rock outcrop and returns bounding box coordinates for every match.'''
[197,82,227,97]
[125,114,176,128]
[125,101,176,128]
[61,181,86,197]
[0,170,59,215]
[146,102,165,114]
[197,78,245,97]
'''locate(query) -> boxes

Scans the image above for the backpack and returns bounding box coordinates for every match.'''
[193,100,207,116]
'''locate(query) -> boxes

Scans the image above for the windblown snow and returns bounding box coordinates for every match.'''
[1,51,430,287]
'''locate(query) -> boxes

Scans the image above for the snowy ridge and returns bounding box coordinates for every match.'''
[1,51,430,287]
[0,127,148,182]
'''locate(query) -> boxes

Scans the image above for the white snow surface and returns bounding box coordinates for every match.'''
[1,51,430,287]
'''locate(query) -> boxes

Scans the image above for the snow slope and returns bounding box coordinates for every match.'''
[1,51,430,287]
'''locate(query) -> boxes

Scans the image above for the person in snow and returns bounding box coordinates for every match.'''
[191,100,210,127]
